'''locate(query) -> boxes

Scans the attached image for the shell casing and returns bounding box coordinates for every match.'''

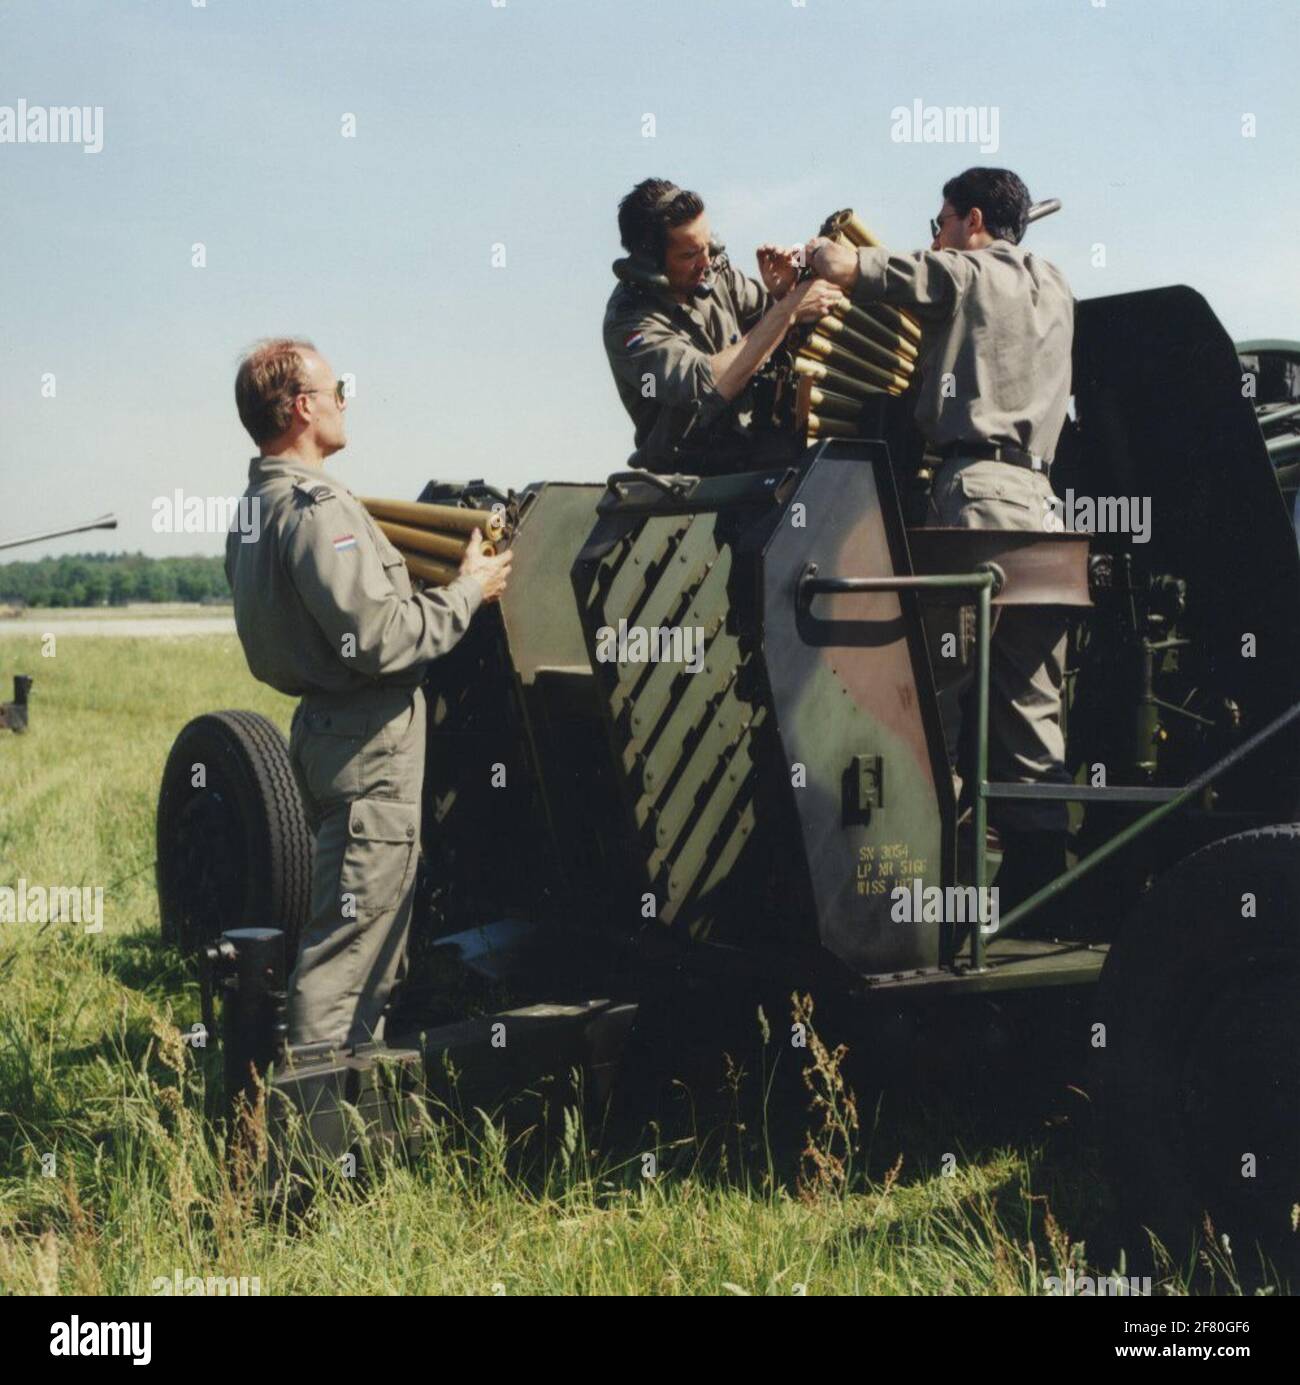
[816,312,914,376]
[376,519,495,562]
[827,298,919,361]
[360,497,506,541]
[806,412,858,439]
[826,208,882,249]
[801,332,912,392]
[397,549,460,587]
[827,233,923,344]
[793,354,896,399]
[795,374,861,427]
[805,383,865,421]
[853,294,921,345]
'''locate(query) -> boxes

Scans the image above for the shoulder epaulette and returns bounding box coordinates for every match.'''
[292,480,337,506]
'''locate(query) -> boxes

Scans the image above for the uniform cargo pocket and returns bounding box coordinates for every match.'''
[382,551,413,600]
[303,705,371,737]
[298,706,371,804]
[951,469,1051,533]
[338,798,419,918]
[379,691,418,758]
[956,473,1035,507]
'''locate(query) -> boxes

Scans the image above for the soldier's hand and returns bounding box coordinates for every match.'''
[789,277,847,326]
[804,236,859,292]
[756,243,800,298]
[459,528,513,604]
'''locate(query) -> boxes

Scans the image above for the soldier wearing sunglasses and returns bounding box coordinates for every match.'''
[225,337,512,1053]
[806,168,1074,912]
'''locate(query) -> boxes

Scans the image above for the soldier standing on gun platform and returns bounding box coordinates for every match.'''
[226,338,512,1052]
[603,177,843,475]
[807,168,1074,909]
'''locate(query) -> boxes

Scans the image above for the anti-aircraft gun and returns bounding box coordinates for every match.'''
[0,514,118,733]
[157,280,1300,1273]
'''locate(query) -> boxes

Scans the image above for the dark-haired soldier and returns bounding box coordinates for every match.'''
[808,167,1074,909]
[603,177,842,474]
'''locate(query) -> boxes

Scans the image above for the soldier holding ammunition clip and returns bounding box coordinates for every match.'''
[225,338,512,1052]
[603,177,841,475]
[807,169,1075,907]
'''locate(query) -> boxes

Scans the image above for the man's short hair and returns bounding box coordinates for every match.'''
[617,178,705,267]
[942,167,1031,244]
[234,338,316,447]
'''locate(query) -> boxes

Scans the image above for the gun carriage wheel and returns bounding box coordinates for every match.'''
[1099,824,1300,1279]
[156,710,312,956]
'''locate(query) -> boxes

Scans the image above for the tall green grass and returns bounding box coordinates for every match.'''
[0,633,1276,1295]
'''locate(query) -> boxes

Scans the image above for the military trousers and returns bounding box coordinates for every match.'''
[927,457,1069,834]
[286,682,426,1049]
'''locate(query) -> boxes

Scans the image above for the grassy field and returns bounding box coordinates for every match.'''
[0,629,1274,1295]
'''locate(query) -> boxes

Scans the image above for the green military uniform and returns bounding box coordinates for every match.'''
[849,240,1075,842]
[603,258,775,474]
[225,455,484,1049]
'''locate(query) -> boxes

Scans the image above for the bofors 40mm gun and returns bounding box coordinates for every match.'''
[156,280,1300,1275]
[0,513,118,733]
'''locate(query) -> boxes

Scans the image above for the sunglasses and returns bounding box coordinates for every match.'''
[299,380,347,406]
[930,211,962,240]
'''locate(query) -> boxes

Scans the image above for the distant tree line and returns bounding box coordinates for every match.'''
[0,553,229,608]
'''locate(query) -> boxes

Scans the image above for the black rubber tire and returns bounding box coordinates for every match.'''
[1098,824,1300,1280]
[156,710,313,956]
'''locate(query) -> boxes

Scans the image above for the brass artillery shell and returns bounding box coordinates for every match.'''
[806,412,858,439]
[376,519,495,561]
[360,497,507,541]
[804,382,864,421]
[801,332,911,392]
[793,354,897,399]
[795,374,864,427]
[825,208,881,249]
[827,229,923,345]
[827,302,919,363]
[815,312,914,376]
[397,549,460,587]
[872,300,922,345]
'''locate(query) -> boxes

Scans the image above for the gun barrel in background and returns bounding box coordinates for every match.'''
[0,513,118,553]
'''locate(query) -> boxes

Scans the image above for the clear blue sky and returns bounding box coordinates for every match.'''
[2,0,1297,557]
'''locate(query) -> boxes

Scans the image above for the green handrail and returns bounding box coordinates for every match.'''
[800,564,1300,972]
